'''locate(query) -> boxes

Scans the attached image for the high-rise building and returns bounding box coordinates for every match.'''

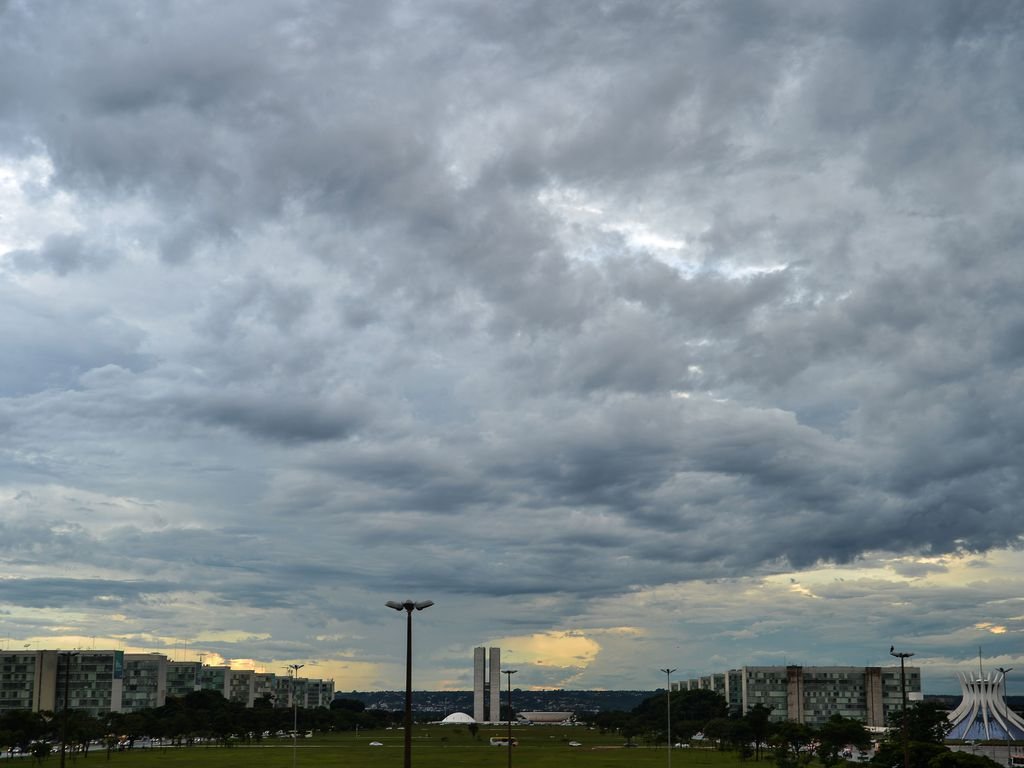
[489,647,501,723]
[473,646,502,722]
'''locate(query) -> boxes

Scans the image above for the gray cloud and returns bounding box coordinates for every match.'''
[0,0,1022,690]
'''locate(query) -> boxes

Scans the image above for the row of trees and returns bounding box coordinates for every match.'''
[585,689,1002,768]
[1,690,395,756]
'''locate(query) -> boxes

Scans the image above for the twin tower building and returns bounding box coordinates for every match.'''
[473,646,503,723]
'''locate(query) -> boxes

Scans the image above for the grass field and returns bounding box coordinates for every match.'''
[51,726,753,768]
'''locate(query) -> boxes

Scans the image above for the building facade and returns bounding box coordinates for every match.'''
[0,650,333,716]
[677,665,921,727]
[166,660,201,698]
[122,653,167,712]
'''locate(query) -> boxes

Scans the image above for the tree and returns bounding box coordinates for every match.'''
[817,714,871,767]
[893,702,952,745]
[873,701,954,768]
[704,717,734,749]
[330,698,365,713]
[771,721,814,768]
[929,752,1003,768]
[632,689,729,743]
[30,741,49,764]
[747,704,773,761]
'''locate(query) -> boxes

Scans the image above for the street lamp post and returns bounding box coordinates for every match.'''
[288,663,304,768]
[502,669,517,768]
[890,647,914,768]
[660,668,677,768]
[59,651,79,768]
[386,599,434,768]
[998,667,1013,766]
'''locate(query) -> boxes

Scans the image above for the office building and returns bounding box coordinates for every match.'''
[166,660,201,698]
[677,665,921,727]
[473,646,502,722]
[122,653,167,712]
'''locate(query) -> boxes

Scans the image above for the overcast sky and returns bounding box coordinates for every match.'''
[1,0,1022,697]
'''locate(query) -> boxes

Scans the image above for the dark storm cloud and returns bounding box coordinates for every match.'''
[0,577,172,609]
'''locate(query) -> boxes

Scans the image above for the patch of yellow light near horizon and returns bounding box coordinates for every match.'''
[974,623,1008,635]
[490,630,600,670]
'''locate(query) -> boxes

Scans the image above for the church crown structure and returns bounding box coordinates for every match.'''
[946,669,1024,741]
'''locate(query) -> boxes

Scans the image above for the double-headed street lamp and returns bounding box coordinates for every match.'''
[660,668,677,768]
[287,663,304,768]
[890,647,914,768]
[502,669,517,768]
[386,599,434,768]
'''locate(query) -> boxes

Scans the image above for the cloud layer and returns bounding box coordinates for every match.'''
[1,0,1022,692]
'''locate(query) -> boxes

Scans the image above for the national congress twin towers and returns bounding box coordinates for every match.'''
[473,646,503,723]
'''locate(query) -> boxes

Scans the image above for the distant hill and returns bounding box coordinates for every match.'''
[334,689,654,715]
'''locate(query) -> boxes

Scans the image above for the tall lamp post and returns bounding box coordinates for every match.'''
[890,647,914,768]
[502,669,517,768]
[288,663,304,768]
[386,599,434,768]
[660,668,677,768]
[997,667,1013,766]
[59,651,79,768]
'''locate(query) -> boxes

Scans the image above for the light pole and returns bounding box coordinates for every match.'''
[890,647,914,768]
[502,669,517,768]
[59,651,79,768]
[288,663,304,768]
[386,599,434,768]
[660,668,677,768]
[998,667,1013,766]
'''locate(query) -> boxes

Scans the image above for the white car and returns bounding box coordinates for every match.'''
[369,741,383,747]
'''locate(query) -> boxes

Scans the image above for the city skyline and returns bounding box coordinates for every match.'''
[2,1,1023,697]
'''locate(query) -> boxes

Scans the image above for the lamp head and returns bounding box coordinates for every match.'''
[387,599,433,611]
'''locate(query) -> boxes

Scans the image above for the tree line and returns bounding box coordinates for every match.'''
[584,689,1003,768]
[0,690,395,757]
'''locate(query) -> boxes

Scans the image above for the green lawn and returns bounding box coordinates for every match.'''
[52,727,754,768]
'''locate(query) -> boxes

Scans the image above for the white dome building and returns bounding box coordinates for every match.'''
[946,670,1024,741]
[440,712,476,725]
